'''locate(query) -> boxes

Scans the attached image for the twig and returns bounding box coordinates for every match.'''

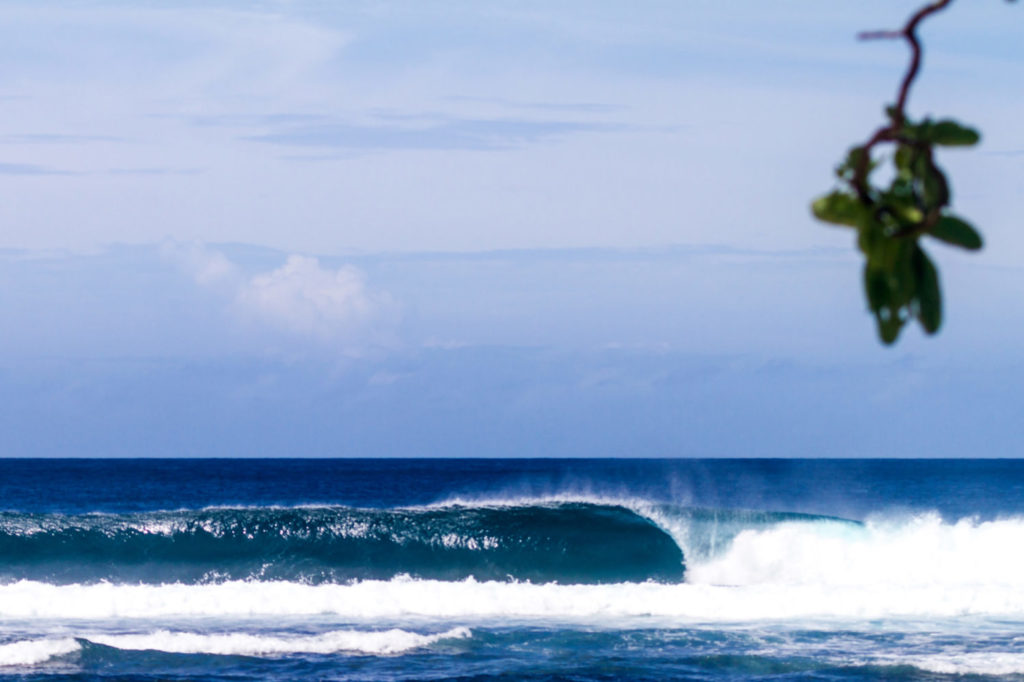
[851,0,955,201]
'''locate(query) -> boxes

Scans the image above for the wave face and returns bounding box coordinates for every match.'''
[0,503,683,585]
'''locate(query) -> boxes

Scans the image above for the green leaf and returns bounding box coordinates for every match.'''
[857,220,881,255]
[894,145,914,172]
[880,319,901,344]
[928,120,980,147]
[912,247,942,334]
[812,191,865,228]
[863,264,890,312]
[930,215,983,250]
[836,145,874,181]
[910,154,949,209]
[889,175,914,200]
[843,146,866,171]
[875,307,902,345]
[893,241,916,306]
[921,163,949,208]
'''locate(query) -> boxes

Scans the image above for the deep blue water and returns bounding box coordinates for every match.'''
[1,458,1023,680]
[4,458,1024,517]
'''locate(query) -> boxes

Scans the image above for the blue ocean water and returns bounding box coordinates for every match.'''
[1,458,1024,680]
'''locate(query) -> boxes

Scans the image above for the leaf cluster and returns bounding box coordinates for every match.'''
[812,112,983,344]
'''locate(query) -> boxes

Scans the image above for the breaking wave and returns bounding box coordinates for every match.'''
[3,498,1024,622]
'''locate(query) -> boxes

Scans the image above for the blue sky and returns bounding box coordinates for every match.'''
[1,1,1022,457]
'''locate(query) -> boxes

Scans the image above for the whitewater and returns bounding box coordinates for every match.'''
[3,512,1024,621]
[2,458,1023,680]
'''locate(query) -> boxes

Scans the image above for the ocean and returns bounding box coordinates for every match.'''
[1,458,1023,681]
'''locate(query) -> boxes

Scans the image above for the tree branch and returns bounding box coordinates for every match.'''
[851,0,955,201]
[812,0,1004,343]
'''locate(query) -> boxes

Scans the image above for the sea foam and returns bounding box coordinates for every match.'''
[894,652,1024,676]
[0,628,470,666]
[2,575,1024,622]
[0,638,79,666]
[685,513,1024,587]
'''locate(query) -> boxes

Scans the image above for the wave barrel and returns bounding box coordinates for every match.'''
[0,503,685,585]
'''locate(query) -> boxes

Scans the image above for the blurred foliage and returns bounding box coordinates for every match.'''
[813,115,981,344]
[811,0,1012,345]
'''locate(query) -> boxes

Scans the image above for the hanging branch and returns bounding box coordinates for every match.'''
[851,0,954,203]
[811,0,994,344]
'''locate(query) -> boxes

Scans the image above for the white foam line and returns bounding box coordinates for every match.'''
[0,638,79,666]
[866,652,1024,676]
[0,628,470,666]
[4,578,1024,621]
[89,627,471,656]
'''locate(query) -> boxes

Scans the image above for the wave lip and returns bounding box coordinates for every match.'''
[0,503,684,585]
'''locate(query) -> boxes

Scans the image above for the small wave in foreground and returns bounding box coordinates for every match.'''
[0,627,470,666]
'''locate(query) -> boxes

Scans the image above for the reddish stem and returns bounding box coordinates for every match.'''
[851,0,955,201]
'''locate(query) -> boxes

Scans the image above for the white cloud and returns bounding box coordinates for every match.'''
[166,242,399,354]
[238,254,393,343]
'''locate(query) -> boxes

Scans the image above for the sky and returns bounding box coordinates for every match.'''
[1,0,1022,457]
